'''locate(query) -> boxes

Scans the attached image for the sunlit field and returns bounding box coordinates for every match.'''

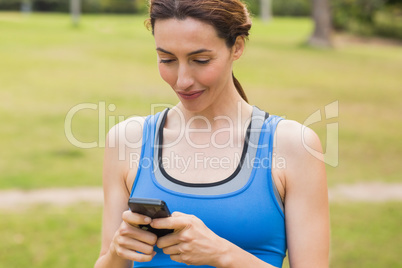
[0,12,401,268]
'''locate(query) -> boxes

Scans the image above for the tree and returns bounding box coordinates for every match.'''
[308,0,333,48]
[260,0,272,22]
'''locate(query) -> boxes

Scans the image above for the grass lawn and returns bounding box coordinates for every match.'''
[0,204,103,267]
[0,12,401,188]
[0,202,400,267]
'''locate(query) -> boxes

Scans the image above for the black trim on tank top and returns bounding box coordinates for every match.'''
[158,109,252,188]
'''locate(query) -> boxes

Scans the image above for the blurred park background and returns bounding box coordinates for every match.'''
[0,0,401,267]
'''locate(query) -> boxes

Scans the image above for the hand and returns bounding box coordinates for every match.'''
[110,210,158,262]
[151,212,229,266]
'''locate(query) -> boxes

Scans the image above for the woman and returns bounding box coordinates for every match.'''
[95,0,330,267]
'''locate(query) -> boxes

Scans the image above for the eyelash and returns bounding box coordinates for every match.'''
[194,60,210,64]
[160,59,175,64]
[159,59,210,65]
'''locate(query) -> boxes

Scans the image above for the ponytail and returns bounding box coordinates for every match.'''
[232,72,248,103]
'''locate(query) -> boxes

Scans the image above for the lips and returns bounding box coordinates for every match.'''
[177,90,205,100]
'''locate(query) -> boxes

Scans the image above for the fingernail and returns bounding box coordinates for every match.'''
[144,217,151,223]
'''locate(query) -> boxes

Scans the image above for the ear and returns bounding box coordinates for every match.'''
[232,36,245,61]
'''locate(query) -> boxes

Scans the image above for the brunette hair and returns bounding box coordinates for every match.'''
[146,0,252,103]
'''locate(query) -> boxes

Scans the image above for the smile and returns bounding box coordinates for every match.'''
[177,90,205,100]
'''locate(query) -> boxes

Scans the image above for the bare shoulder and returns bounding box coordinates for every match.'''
[104,116,147,192]
[106,116,147,148]
[274,119,323,161]
[272,119,326,196]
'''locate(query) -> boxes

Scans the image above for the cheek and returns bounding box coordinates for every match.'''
[199,64,228,87]
[158,65,176,86]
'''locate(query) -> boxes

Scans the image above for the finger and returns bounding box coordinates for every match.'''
[170,253,183,264]
[122,210,152,227]
[119,221,157,246]
[156,231,181,249]
[115,246,156,263]
[160,243,182,255]
[172,211,186,217]
[151,212,191,231]
[116,235,155,255]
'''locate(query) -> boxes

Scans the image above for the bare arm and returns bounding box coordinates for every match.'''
[95,117,157,268]
[274,120,330,268]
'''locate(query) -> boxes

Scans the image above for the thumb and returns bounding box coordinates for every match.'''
[151,211,190,230]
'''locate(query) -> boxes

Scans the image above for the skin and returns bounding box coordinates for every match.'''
[95,17,329,268]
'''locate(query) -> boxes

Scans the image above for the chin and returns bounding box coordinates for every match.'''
[178,99,212,114]
[180,102,203,112]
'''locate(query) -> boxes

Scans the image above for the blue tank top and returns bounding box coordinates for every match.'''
[130,106,286,268]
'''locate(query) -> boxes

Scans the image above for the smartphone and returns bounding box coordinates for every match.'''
[128,197,173,237]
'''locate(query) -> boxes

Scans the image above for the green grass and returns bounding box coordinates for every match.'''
[0,202,400,267]
[329,202,402,267]
[0,204,103,267]
[0,12,401,189]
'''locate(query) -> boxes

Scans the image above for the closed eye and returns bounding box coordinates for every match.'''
[194,59,210,64]
[160,59,175,64]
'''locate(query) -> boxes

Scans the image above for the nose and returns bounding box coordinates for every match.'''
[176,63,194,90]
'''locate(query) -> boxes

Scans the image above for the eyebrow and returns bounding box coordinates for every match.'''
[156,47,212,56]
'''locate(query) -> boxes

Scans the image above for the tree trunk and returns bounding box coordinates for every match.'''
[21,0,32,13]
[308,0,333,48]
[70,0,81,27]
[260,0,272,22]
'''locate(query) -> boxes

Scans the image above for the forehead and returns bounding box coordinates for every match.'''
[153,18,226,52]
